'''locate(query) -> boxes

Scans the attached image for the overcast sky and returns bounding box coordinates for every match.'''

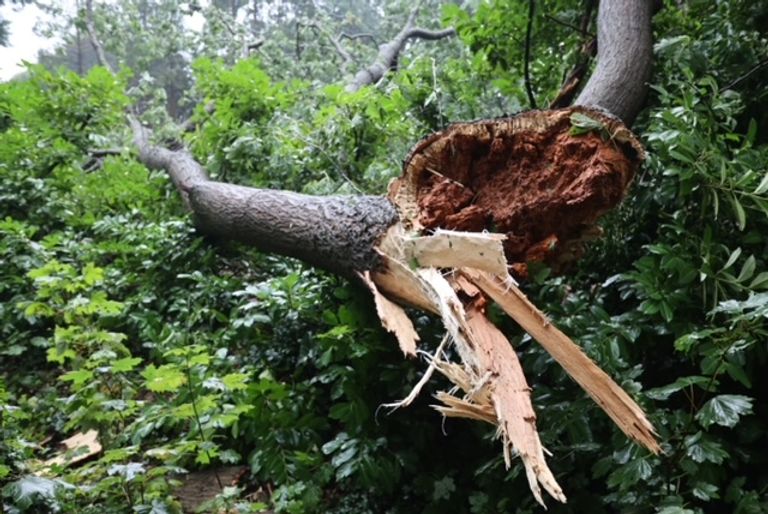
[0,1,211,81]
[0,3,64,80]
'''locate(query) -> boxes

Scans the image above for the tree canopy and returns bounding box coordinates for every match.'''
[1,1,768,513]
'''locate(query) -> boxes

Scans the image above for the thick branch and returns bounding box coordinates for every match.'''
[129,118,397,277]
[574,0,653,125]
[345,6,456,93]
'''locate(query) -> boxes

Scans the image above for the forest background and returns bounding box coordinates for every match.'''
[1,0,767,513]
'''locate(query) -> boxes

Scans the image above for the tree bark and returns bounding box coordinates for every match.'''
[130,119,397,278]
[574,0,653,125]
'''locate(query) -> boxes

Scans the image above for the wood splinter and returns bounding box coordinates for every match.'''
[366,107,658,506]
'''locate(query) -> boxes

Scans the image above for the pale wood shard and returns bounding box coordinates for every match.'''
[43,430,102,470]
[383,335,451,411]
[462,268,661,454]
[432,391,496,423]
[361,270,419,357]
[405,229,508,275]
[462,297,566,506]
[412,267,566,507]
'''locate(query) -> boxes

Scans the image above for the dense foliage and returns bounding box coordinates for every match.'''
[1,0,767,512]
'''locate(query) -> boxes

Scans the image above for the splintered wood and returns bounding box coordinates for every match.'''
[367,107,657,506]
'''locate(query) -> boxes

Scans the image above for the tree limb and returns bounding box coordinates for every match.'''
[574,0,653,126]
[345,5,456,93]
[299,21,355,74]
[523,0,537,109]
[129,117,397,278]
[550,0,597,109]
[83,0,110,71]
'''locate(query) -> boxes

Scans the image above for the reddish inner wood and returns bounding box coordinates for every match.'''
[414,119,633,271]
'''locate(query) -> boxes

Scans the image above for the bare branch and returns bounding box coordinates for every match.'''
[523,0,537,109]
[83,0,111,72]
[550,0,597,109]
[345,5,456,93]
[299,20,355,73]
[722,56,768,91]
[339,31,378,46]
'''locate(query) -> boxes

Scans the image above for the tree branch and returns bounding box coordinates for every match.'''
[83,0,111,72]
[550,0,597,109]
[129,117,397,278]
[523,0,537,109]
[574,0,653,126]
[345,5,456,93]
[339,31,378,46]
[299,21,355,74]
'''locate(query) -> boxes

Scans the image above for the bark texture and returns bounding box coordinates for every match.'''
[131,120,398,277]
[574,0,653,125]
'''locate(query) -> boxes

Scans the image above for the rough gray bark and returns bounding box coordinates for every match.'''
[574,0,653,126]
[130,119,398,277]
[345,6,455,93]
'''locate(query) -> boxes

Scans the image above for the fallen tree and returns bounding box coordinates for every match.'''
[88,0,658,506]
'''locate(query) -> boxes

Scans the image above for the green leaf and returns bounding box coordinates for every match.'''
[737,255,756,282]
[685,432,729,463]
[82,262,104,286]
[696,394,753,428]
[692,482,720,501]
[111,357,142,373]
[433,476,456,501]
[729,195,746,230]
[749,271,768,289]
[59,369,94,387]
[645,376,709,400]
[753,170,768,195]
[141,364,186,392]
[723,247,742,270]
[221,373,249,390]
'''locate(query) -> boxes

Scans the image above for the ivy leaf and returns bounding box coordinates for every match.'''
[696,394,753,428]
[685,432,729,464]
[3,476,74,510]
[108,462,145,481]
[433,476,456,501]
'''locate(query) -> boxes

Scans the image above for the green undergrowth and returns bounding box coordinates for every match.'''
[1,1,768,512]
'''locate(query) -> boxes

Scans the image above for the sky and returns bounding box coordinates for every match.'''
[0,2,64,80]
[0,1,207,81]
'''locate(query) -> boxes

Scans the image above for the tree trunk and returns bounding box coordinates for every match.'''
[124,0,657,505]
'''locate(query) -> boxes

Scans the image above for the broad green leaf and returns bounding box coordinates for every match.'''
[59,369,94,387]
[696,394,753,428]
[645,376,709,400]
[221,373,249,390]
[141,364,186,392]
[111,357,142,373]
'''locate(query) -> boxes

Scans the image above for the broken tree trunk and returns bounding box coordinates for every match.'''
[129,102,659,506]
[110,0,658,505]
[365,107,658,506]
